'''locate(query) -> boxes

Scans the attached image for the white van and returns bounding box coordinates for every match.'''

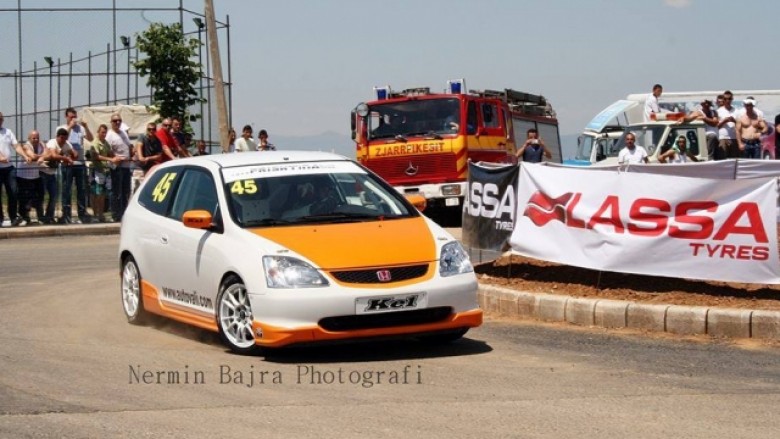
[571,90,780,165]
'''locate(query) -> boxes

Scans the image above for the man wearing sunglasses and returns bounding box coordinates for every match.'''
[717,90,739,158]
[106,113,133,222]
[136,122,163,174]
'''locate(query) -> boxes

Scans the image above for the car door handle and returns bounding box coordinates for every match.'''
[160,235,169,245]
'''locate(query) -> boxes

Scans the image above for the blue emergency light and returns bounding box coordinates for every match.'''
[447,79,466,94]
[374,86,391,100]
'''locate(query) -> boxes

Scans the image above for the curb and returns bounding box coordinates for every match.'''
[478,284,780,341]
[0,223,121,239]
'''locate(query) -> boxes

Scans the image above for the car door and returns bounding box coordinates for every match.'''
[133,165,184,293]
[155,166,224,316]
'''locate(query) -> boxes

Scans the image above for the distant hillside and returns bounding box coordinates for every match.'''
[266,131,580,161]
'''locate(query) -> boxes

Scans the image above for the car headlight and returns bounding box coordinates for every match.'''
[439,241,473,277]
[262,256,329,288]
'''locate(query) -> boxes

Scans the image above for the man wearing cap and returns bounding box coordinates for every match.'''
[736,98,767,159]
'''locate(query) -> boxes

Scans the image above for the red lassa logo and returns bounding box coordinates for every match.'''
[521,190,771,261]
[523,192,574,226]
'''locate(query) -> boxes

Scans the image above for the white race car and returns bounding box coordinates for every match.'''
[119,151,481,354]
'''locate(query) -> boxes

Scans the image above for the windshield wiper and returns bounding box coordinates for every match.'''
[393,134,408,143]
[407,131,442,140]
[243,218,292,227]
[294,212,383,224]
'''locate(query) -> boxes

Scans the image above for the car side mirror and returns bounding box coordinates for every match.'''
[182,209,213,229]
[404,194,427,212]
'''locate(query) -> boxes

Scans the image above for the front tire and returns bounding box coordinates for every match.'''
[217,275,259,355]
[121,256,148,324]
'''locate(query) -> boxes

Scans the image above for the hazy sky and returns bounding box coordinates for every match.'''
[2,0,780,141]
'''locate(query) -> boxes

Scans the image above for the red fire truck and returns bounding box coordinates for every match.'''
[351,79,561,221]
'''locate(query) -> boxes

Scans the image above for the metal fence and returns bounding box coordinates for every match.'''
[0,0,232,155]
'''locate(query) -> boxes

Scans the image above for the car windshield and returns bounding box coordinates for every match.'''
[368,98,460,139]
[222,160,419,227]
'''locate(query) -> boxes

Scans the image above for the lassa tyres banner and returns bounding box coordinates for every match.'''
[510,163,780,284]
[462,162,519,251]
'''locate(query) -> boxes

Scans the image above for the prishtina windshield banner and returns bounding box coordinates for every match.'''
[510,163,780,284]
[462,162,519,251]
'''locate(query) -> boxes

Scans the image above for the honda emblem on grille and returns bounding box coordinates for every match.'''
[376,270,392,282]
[404,162,419,176]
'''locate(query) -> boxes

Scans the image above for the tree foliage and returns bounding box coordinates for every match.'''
[134,22,202,121]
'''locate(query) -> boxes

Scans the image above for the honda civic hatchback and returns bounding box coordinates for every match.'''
[119,151,481,354]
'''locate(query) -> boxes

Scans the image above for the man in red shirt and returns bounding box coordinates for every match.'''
[155,118,179,162]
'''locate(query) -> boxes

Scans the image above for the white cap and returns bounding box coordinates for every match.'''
[744,98,757,106]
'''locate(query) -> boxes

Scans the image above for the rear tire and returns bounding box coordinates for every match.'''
[217,275,260,355]
[121,256,148,325]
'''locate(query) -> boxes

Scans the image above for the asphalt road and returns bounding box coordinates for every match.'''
[1,236,780,438]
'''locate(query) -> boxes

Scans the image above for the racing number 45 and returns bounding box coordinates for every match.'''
[152,172,177,203]
[230,179,258,195]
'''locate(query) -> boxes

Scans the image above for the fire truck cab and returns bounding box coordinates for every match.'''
[351,80,561,222]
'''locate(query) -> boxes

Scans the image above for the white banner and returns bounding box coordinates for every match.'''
[510,163,780,284]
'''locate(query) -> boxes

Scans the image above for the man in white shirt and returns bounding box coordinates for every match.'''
[57,107,93,224]
[644,84,663,121]
[0,112,31,226]
[618,133,649,164]
[234,125,257,152]
[717,90,739,158]
[106,113,133,222]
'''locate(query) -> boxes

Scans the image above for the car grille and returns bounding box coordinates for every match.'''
[365,154,457,184]
[329,264,428,284]
[318,307,453,331]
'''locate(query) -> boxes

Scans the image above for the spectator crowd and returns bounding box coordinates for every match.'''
[0,107,275,227]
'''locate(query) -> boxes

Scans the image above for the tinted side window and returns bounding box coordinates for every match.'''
[466,101,478,135]
[169,168,218,221]
[137,167,183,216]
[481,103,499,128]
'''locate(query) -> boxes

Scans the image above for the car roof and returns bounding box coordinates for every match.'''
[163,150,351,169]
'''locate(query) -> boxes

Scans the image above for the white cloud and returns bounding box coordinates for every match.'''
[664,0,693,8]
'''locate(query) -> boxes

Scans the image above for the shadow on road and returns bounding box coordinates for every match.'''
[144,315,492,362]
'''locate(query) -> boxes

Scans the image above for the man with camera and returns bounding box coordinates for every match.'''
[516,128,552,163]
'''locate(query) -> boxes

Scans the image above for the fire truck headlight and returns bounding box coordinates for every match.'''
[441,185,461,196]
[439,241,473,277]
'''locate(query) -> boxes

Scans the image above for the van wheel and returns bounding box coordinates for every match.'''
[217,275,260,355]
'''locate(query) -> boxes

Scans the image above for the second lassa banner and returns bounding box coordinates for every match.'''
[509,163,780,284]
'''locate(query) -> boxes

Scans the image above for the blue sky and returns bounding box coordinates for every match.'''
[2,0,780,155]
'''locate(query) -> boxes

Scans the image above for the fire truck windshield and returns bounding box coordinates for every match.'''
[368,98,460,140]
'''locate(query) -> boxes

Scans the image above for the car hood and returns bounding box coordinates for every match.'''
[249,217,436,269]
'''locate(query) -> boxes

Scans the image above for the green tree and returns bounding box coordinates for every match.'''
[133,22,202,122]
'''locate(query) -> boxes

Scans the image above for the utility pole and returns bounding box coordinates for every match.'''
[204,0,230,153]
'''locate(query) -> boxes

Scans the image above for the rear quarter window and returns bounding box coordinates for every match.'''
[137,167,183,216]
